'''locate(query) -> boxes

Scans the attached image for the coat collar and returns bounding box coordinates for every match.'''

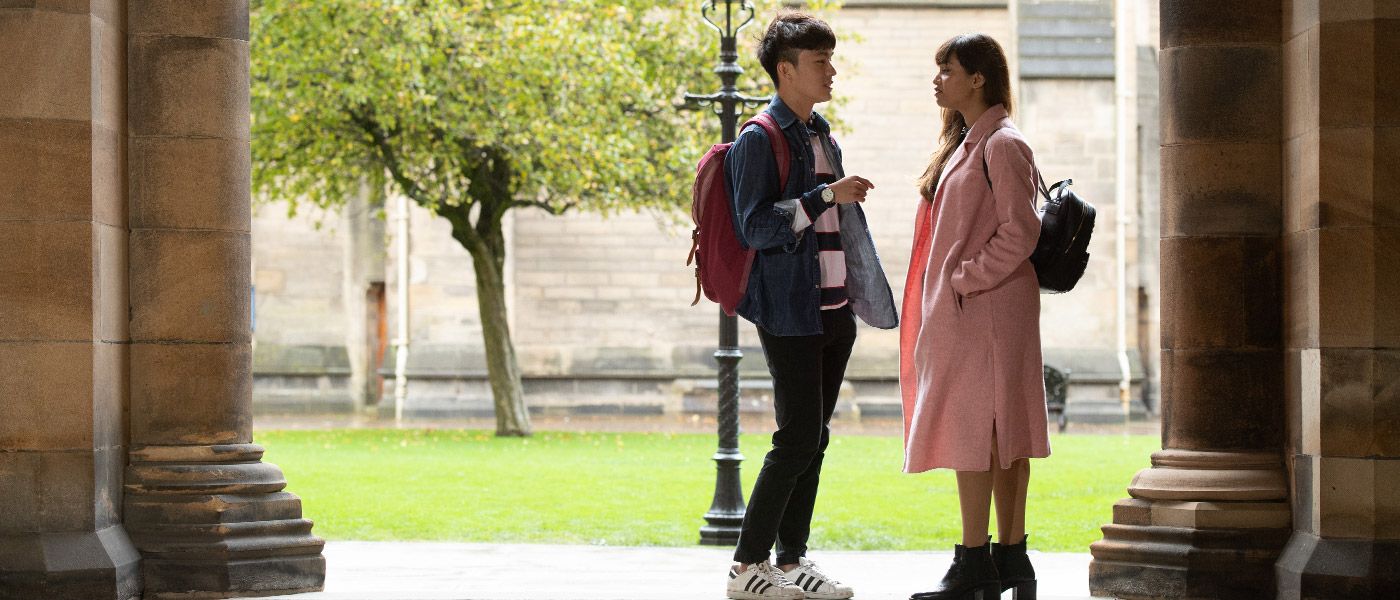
[961,103,1010,146]
[767,95,832,135]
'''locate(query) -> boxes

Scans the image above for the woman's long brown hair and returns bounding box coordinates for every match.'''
[917,34,1014,201]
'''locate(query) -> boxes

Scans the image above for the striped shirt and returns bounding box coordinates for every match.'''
[789,133,848,310]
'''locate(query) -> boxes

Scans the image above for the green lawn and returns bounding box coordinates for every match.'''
[256,428,1156,552]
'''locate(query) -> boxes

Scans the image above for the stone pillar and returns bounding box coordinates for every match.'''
[0,2,142,598]
[342,182,387,413]
[122,2,325,597]
[1089,2,1293,598]
[1274,3,1400,598]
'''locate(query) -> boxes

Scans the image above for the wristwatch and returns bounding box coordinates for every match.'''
[820,185,835,205]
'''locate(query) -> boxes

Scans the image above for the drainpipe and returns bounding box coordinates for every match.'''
[1008,0,1020,96]
[393,194,411,424]
[1114,0,1137,430]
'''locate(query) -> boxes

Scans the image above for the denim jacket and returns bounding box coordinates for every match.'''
[723,96,898,336]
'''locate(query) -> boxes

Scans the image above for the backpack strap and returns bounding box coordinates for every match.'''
[980,124,1003,191]
[980,126,1052,199]
[744,112,791,191]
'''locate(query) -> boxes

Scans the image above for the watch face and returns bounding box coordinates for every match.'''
[822,187,835,202]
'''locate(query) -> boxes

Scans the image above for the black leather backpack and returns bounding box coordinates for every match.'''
[1027,176,1095,293]
[979,137,1096,293]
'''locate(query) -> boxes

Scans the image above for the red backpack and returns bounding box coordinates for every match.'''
[686,113,790,316]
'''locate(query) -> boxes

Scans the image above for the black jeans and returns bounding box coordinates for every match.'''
[733,305,857,565]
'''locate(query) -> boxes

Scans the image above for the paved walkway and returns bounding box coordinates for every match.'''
[265,542,1095,600]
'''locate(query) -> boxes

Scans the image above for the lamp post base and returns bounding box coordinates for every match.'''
[699,517,744,546]
[699,451,746,546]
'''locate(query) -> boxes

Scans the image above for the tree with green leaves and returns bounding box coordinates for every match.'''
[251,1,801,436]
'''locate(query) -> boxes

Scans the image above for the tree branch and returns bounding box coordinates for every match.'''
[509,200,571,215]
[439,202,482,252]
[347,107,444,210]
[258,137,316,170]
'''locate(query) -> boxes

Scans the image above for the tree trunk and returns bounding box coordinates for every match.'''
[466,237,532,437]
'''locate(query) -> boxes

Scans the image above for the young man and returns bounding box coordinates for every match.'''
[722,12,898,600]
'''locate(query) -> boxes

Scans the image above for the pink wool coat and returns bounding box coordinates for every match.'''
[899,104,1050,473]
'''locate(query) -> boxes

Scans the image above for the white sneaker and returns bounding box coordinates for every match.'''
[727,560,805,600]
[785,557,854,600]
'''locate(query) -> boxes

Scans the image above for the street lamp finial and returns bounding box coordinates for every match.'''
[700,0,756,39]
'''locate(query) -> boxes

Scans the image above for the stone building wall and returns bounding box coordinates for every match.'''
[251,3,1158,421]
[1018,76,1147,418]
[251,205,353,410]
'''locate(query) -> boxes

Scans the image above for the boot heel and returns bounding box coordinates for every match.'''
[1011,580,1037,600]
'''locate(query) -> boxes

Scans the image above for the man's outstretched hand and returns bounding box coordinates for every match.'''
[828,175,875,204]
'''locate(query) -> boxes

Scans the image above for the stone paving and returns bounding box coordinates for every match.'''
[264,542,1095,600]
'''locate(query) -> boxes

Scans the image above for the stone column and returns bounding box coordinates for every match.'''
[1089,2,1293,598]
[1274,3,1400,598]
[122,2,325,597]
[0,2,141,598]
[342,182,387,414]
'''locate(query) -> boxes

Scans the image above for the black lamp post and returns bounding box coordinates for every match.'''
[682,0,769,546]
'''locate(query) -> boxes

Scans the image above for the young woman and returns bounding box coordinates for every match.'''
[899,33,1049,600]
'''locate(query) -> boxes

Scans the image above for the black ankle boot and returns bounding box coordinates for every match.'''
[909,541,999,600]
[992,535,1037,600]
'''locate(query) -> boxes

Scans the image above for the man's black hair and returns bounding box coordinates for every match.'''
[757,12,836,88]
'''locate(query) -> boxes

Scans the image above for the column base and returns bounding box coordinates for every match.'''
[1089,450,1292,599]
[1275,532,1400,599]
[0,526,142,600]
[140,554,326,600]
[124,444,325,598]
[1090,514,1293,599]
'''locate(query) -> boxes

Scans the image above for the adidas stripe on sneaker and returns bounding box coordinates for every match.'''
[726,561,805,600]
[785,557,853,600]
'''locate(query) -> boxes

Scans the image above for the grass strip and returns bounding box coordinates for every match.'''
[257,428,1155,552]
